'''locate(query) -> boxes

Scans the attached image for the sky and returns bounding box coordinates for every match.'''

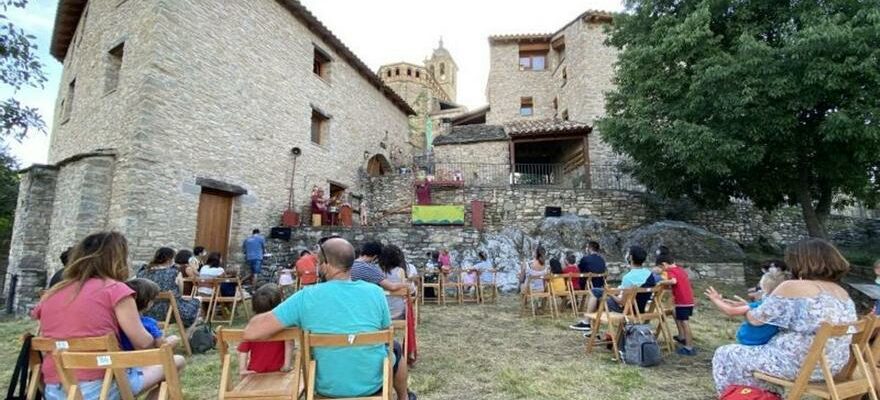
[4,0,624,167]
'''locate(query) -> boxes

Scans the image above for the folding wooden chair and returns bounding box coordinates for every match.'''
[459,268,480,303]
[53,344,182,400]
[303,329,394,400]
[637,284,674,353]
[440,268,462,305]
[212,277,251,325]
[548,274,577,318]
[521,275,556,318]
[26,334,122,400]
[583,287,642,360]
[387,288,411,362]
[155,292,192,356]
[217,327,303,400]
[755,315,878,400]
[419,273,441,306]
[184,276,219,323]
[477,269,500,304]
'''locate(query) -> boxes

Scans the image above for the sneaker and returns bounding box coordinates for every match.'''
[408,391,418,400]
[580,329,593,337]
[676,347,697,356]
[569,321,592,331]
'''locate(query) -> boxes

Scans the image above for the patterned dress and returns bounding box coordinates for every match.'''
[136,266,201,328]
[712,292,856,393]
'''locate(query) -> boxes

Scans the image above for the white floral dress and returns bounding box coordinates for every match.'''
[712,292,856,393]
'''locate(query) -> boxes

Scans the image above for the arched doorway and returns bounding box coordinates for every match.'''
[366,154,392,177]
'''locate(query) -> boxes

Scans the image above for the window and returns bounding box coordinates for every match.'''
[439,63,446,78]
[105,42,124,93]
[313,46,331,79]
[386,70,391,78]
[61,79,76,122]
[553,97,558,112]
[406,68,412,76]
[310,108,329,144]
[520,97,534,117]
[429,65,435,76]
[415,70,420,78]
[519,51,547,71]
[395,68,400,76]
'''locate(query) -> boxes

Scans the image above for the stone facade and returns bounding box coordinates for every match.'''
[433,141,509,165]
[7,0,416,310]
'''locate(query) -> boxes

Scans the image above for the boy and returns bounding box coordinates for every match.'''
[238,284,293,376]
[120,278,179,350]
[562,254,580,290]
[657,254,696,356]
[705,270,787,346]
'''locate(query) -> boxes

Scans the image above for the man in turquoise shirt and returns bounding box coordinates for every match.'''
[607,245,656,313]
[243,237,416,400]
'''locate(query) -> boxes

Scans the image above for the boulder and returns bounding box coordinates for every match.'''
[530,214,617,260]
[622,220,745,263]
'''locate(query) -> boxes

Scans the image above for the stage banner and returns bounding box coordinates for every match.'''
[412,205,465,225]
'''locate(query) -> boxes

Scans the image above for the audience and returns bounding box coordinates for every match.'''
[137,247,201,328]
[295,249,318,286]
[438,248,452,273]
[190,246,206,269]
[175,249,198,296]
[711,239,856,394]
[47,247,73,288]
[197,252,225,296]
[119,278,179,351]
[520,246,548,293]
[706,268,788,346]
[238,284,292,376]
[562,254,580,290]
[243,237,416,400]
[33,232,185,400]
[548,258,567,294]
[378,244,408,319]
[474,251,494,285]
[750,259,788,299]
[656,253,696,355]
[570,242,608,332]
[351,241,409,292]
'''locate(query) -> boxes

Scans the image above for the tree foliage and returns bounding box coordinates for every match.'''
[599,0,880,238]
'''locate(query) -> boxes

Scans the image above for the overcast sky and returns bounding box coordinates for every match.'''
[4,0,623,167]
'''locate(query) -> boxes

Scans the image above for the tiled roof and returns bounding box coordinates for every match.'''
[490,10,615,43]
[49,0,415,116]
[433,125,507,145]
[488,33,553,43]
[503,118,591,137]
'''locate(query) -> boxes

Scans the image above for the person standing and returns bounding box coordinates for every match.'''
[242,229,266,284]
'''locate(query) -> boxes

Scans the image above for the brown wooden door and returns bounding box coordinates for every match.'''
[195,189,234,258]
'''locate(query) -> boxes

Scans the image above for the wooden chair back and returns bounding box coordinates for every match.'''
[216,328,303,400]
[303,329,394,400]
[441,268,463,305]
[419,273,441,305]
[212,277,251,325]
[583,287,641,360]
[53,344,182,400]
[478,269,499,304]
[26,334,122,400]
[154,292,192,356]
[755,315,878,400]
[547,274,576,318]
[387,288,411,361]
[459,268,480,303]
[521,274,555,318]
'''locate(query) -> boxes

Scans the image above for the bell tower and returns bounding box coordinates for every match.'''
[425,37,457,102]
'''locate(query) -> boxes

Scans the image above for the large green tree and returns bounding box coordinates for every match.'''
[599,0,880,238]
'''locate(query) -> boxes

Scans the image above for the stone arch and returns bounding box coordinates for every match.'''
[366,154,392,177]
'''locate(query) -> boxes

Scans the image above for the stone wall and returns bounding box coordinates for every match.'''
[485,42,556,124]
[433,141,509,165]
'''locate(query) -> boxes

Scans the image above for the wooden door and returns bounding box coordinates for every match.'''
[195,189,234,258]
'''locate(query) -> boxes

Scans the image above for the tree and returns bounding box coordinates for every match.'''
[599,0,880,238]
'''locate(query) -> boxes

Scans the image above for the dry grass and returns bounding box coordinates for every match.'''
[0,280,744,399]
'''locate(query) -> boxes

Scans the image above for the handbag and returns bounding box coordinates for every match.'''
[6,333,40,400]
[719,385,781,400]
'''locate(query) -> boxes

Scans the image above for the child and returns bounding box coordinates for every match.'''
[278,264,295,295]
[238,284,293,376]
[705,270,788,345]
[294,250,318,287]
[657,254,696,356]
[749,260,788,299]
[120,278,179,351]
[562,254,580,291]
[548,258,567,294]
[197,252,225,296]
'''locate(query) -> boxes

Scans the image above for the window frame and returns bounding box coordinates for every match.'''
[310,107,330,145]
[518,50,548,71]
[313,45,332,80]
[104,41,125,94]
[520,97,534,117]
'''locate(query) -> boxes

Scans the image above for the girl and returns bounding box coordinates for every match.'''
[520,246,548,293]
[548,257,567,294]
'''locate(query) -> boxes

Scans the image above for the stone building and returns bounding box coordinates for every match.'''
[378,40,466,151]
[5,0,416,312]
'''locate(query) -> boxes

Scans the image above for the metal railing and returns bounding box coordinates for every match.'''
[411,161,644,191]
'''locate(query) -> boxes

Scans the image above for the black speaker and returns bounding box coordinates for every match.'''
[545,207,562,217]
[270,226,292,241]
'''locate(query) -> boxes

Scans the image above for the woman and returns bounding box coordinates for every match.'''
[33,232,185,400]
[520,246,548,293]
[136,247,201,328]
[175,249,199,295]
[711,238,856,394]
[379,244,408,319]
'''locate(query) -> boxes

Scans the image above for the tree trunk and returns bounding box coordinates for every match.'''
[795,183,828,239]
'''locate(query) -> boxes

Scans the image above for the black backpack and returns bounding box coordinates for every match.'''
[189,322,216,354]
[6,333,41,400]
[619,323,662,367]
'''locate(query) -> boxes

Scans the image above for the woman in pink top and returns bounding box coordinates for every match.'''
[33,232,186,400]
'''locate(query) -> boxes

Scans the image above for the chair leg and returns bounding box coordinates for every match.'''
[585,319,598,354]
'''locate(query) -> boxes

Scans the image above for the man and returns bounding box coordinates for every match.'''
[569,241,607,332]
[607,245,656,314]
[294,250,318,286]
[351,241,409,291]
[243,237,416,400]
[242,229,266,283]
[48,247,73,288]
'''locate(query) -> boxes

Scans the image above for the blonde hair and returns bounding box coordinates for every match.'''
[759,269,790,295]
[44,231,131,299]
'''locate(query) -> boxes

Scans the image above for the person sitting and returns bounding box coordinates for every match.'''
[548,258,568,294]
[378,245,408,320]
[33,232,185,400]
[119,278,180,351]
[295,250,318,287]
[562,254,580,290]
[519,247,548,293]
[606,245,656,314]
[711,239,856,395]
[706,268,788,346]
[238,284,292,376]
[351,241,409,292]
[48,247,73,288]
[748,259,788,299]
[137,247,201,328]
[570,241,611,332]
[242,237,416,400]
[197,252,225,296]
[474,251,494,285]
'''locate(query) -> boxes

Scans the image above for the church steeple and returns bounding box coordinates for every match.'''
[427,37,457,102]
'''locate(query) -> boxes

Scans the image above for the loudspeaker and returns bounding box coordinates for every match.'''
[270,226,292,241]
[545,207,562,217]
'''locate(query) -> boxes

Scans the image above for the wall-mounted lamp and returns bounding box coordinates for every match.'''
[363,151,371,160]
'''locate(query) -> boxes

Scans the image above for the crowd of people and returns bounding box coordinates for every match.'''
[28,223,871,399]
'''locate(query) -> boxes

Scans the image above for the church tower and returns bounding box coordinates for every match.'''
[425,38,457,102]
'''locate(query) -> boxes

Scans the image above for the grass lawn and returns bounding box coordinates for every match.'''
[0,280,744,400]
